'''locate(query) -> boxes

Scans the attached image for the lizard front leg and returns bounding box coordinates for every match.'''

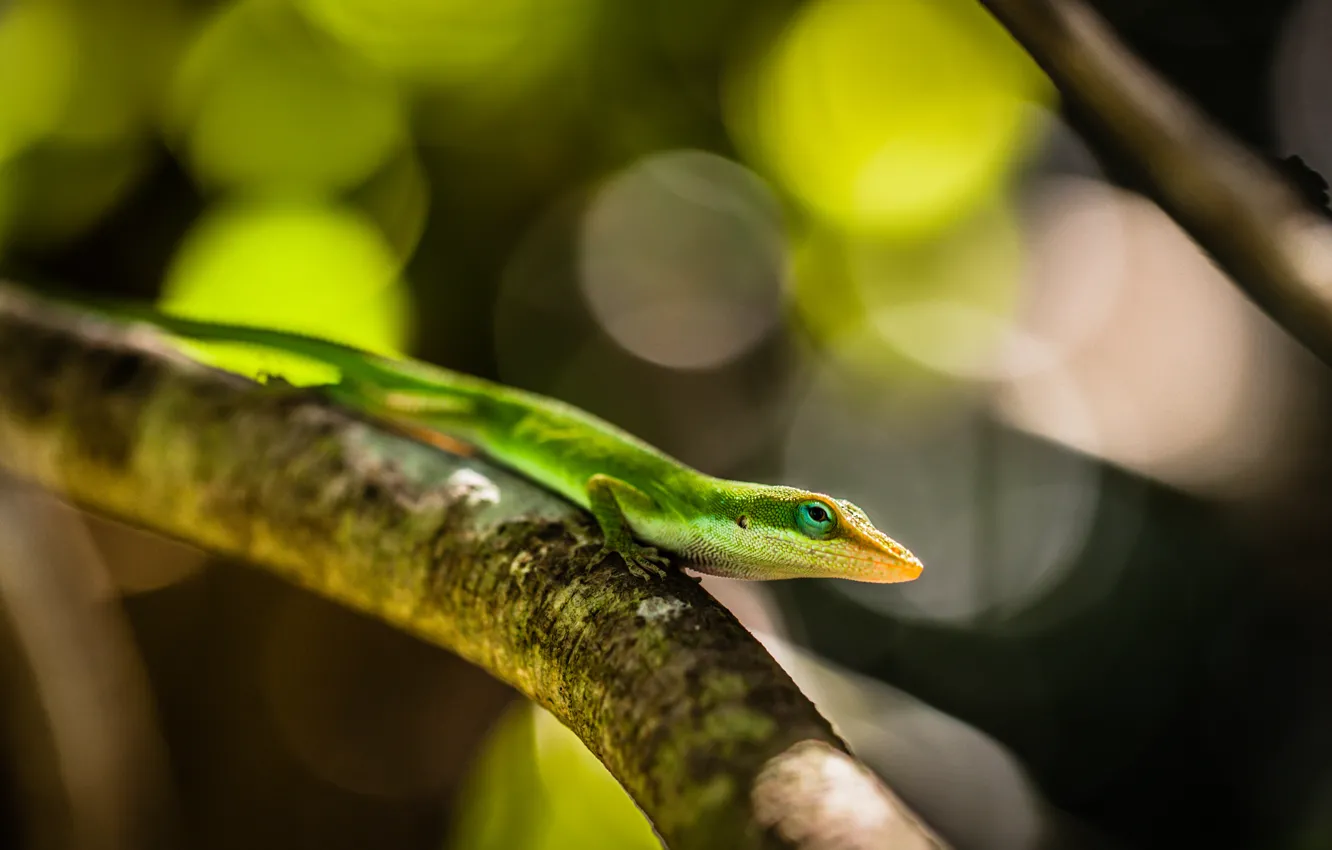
[585,474,671,580]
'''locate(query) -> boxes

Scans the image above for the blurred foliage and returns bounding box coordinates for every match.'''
[51,0,186,147]
[3,139,152,247]
[294,0,598,94]
[160,199,411,383]
[167,0,406,193]
[0,0,74,162]
[449,703,658,850]
[0,0,185,245]
[790,199,1024,381]
[727,0,1051,238]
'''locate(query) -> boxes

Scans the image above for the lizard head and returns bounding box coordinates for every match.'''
[699,484,923,583]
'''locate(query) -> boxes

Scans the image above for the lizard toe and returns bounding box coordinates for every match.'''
[625,562,652,581]
[589,539,670,580]
[626,550,669,580]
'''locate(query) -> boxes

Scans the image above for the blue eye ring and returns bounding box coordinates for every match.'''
[796,500,837,539]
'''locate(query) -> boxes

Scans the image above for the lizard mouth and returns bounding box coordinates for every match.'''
[758,534,923,583]
[884,549,924,582]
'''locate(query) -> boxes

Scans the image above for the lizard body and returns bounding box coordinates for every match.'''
[105,307,922,583]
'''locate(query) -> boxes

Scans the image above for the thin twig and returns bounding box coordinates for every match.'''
[0,486,177,850]
[979,0,1332,365]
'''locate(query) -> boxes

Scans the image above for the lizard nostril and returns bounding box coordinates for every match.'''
[737,515,749,529]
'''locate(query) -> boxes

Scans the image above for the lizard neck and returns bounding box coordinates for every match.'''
[617,470,734,555]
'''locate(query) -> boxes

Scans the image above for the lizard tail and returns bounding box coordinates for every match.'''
[79,297,514,448]
[97,304,480,393]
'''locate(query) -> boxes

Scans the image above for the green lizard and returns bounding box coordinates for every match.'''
[104,307,923,583]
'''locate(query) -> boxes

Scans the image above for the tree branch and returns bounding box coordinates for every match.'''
[0,283,944,850]
[979,0,1332,365]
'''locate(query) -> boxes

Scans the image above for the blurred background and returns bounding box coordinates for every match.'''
[1,0,1331,848]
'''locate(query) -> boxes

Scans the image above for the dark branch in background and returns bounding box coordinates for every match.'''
[0,487,177,850]
[977,0,1332,366]
[0,283,945,850]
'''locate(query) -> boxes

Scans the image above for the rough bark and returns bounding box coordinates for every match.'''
[978,0,1332,366]
[0,283,944,850]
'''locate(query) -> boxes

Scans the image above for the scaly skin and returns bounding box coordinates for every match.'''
[98,307,924,583]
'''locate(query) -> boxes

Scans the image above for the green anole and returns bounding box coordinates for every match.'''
[102,306,923,583]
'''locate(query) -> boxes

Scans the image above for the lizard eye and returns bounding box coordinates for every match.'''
[796,500,836,539]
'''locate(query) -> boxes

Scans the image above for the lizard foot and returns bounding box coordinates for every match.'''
[594,542,670,581]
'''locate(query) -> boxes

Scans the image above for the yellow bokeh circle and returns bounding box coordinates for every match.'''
[294,0,595,92]
[0,0,76,163]
[162,200,412,384]
[789,199,1025,382]
[730,0,1051,238]
[167,0,405,193]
